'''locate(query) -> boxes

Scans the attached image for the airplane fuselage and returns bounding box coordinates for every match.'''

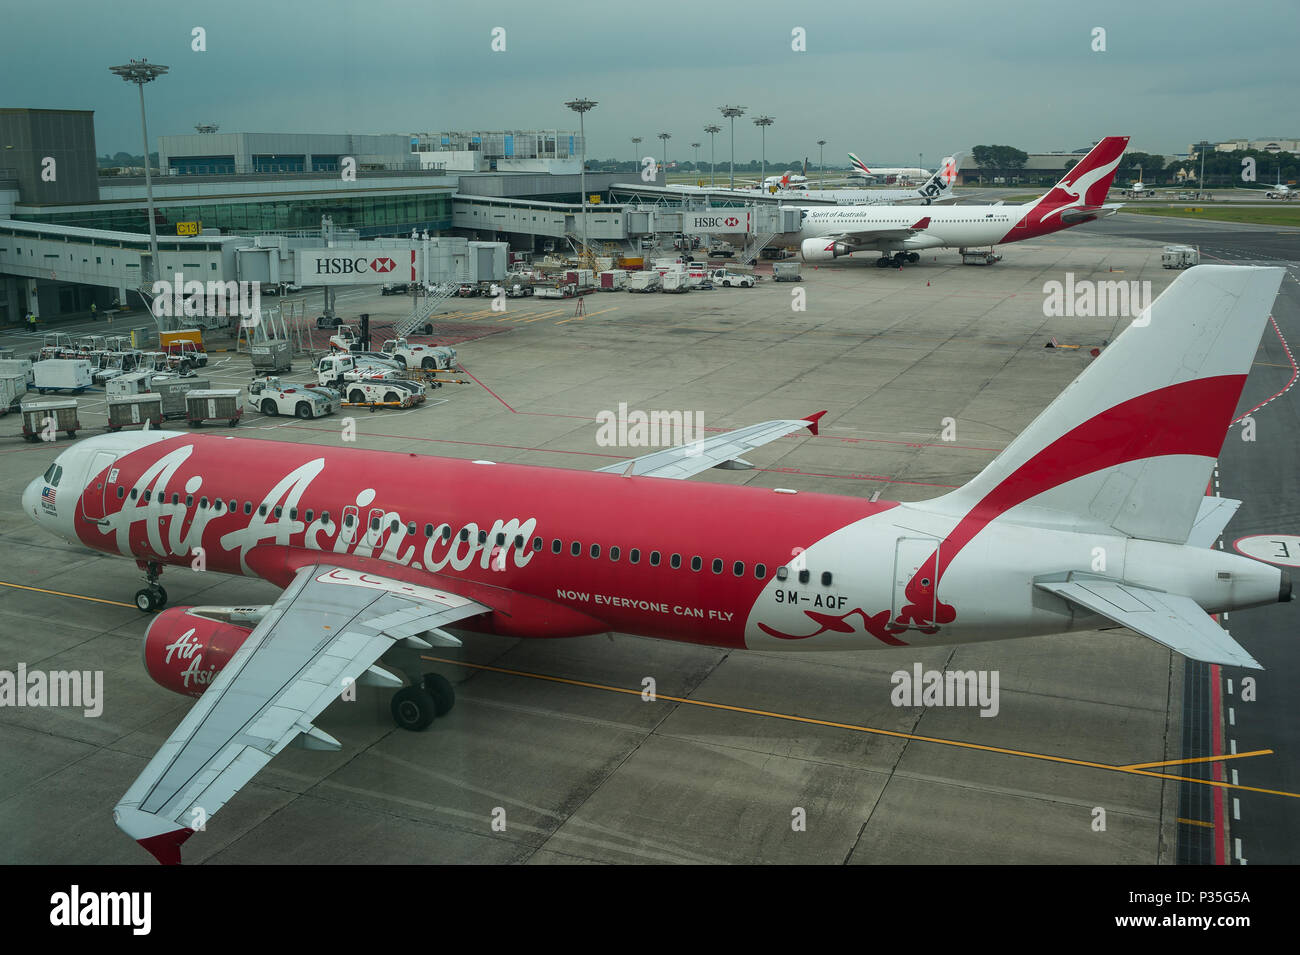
[33,432,1281,657]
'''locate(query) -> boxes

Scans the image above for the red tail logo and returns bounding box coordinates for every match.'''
[1010,136,1130,240]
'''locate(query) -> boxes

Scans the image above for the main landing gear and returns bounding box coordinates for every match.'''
[134,561,167,614]
[383,643,456,731]
[876,252,921,268]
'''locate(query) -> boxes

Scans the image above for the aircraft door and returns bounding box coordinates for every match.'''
[79,451,120,523]
[892,537,941,630]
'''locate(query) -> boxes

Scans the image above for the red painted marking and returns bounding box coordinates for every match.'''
[1233,316,1297,424]
[1209,661,1227,865]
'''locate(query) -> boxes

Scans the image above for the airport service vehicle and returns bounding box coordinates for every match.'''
[707,243,735,258]
[379,338,457,371]
[316,354,425,407]
[598,270,628,291]
[22,264,1290,864]
[329,326,361,351]
[773,262,802,282]
[159,329,208,368]
[380,282,410,295]
[457,284,478,297]
[1162,245,1200,269]
[39,333,77,361]
[33,359,93,394]
[247,377,338,419]
[505,277,532,297]
[710,269,754,288]
[626,271,661,293]
[799,137,1130,268]
[316,314,344,329]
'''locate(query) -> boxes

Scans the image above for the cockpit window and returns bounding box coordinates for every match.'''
[43,464,64,487]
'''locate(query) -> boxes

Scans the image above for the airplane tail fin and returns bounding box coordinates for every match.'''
[915,151,963,202]
[1025,135,1130,218]
[929,265,1285,545]
[848,152,871,176]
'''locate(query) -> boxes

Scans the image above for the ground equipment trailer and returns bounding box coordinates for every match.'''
[21,397,80,441]
[106,393,164,432]
[380,338,458,371]
[184,389,244,428]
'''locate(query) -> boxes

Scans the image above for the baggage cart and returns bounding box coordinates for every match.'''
[184,389,243,428]
[21,398,80,442]
[152,377,210,418]
[107,393,164,431]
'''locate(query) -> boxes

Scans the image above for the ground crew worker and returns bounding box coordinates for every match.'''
[90,303,98,320]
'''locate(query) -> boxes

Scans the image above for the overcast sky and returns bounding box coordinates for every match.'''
[3,0,1297,165]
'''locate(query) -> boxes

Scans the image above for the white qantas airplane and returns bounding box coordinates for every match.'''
[22,264,1289,862]
[799,136,1129,267]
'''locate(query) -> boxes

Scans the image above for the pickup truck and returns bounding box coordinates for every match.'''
[316,354,426,407]
[380,338,458,371]
[247,376,339,419]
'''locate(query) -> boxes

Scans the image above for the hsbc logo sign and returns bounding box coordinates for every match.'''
[313,257,396,275]
[683,213,750,235]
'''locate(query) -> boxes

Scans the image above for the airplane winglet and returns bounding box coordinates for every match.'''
[804,410,828,436]
[136,827,195,866]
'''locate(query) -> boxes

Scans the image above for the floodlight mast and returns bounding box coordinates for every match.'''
[110,58,169,280]
[719,106,745,189]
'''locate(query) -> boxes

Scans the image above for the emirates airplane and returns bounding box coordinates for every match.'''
[800,136,1130,267]
[22,265,1290,862]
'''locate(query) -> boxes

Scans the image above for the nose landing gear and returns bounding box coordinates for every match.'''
[134,561,167,614]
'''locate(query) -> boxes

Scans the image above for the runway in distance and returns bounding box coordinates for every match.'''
[799,136,1130,266]
[22,264,1289,863]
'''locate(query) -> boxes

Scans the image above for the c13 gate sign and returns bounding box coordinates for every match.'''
[295,249,417,285]
[681,212,752,235]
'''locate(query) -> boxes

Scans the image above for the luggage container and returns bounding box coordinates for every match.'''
[625,271,661,293]
[1,374,26,415]
[251,339,292,373]
[106,370,152,396]
[598,270,628,291]
[20,397,80,441]
[184,389,243,428]
[153,377,210,418]
[106,393,164,432]
[1161,245,1199,269]
[773,262,802,282]
[33,359,93,393]
[0,359,33,384]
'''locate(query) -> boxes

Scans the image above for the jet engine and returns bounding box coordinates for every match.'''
[800,238,855,262]
[142,606,268,697]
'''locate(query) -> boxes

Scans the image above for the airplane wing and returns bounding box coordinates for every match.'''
[817,216,936,250]
[595,411,827,479]
[1186,497,1241,548]
[1034,575,1261,669]
[114,565,491,863]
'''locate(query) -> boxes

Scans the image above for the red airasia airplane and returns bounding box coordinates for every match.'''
[22,265,1291,863]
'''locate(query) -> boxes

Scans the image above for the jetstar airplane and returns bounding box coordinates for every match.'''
[800,136,1129,267]
[22,265,1290,863]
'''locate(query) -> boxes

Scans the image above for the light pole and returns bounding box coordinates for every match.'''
[1197,140,1213,197]
[109,58,169,281]
[817,139,826,189]
[565,98,597,262]
[753,116,773,189]
[657,132,670,176]
[631,136,641,172]
[690,142,700,181]
[719,106,745,189]
[704,124,720,188]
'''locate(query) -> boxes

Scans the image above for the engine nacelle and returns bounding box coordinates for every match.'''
[800,238,854,262]
[142,607,260,697]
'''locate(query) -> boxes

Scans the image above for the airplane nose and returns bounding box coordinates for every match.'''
[22,476,41,519]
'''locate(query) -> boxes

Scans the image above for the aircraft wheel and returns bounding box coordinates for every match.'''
[391,686,437,731]
[152,585,167,608]
[423,673,455,716]
[134,586,165,614]
[907,252,920,263]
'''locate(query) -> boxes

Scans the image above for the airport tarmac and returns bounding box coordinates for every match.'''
[1,226,1295,864]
